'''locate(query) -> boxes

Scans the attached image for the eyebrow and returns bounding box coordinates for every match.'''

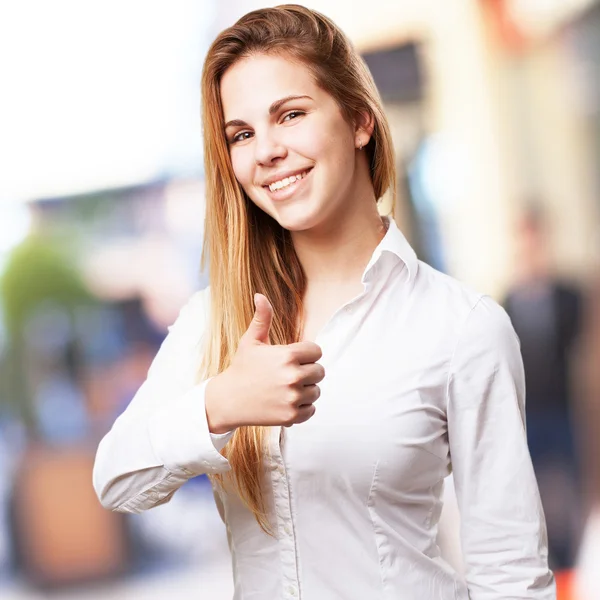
[223,95,313,129]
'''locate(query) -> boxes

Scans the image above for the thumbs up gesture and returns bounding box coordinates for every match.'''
[242,292,274,345]
[205,293,324,433]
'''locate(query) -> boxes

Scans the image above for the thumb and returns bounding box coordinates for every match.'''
[244,293,273,345]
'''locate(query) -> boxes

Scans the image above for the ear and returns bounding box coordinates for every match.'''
[354,110,375,149]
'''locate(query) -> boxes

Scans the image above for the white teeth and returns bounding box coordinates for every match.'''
[268,170,309,192]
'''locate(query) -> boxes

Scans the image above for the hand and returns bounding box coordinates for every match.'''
[205,293,324,433]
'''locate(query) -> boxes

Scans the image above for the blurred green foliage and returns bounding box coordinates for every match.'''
[1,234,92,337]
[0,232,94,431]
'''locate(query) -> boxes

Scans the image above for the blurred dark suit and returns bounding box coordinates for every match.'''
[504,279,583,570]
[505,282,582,415]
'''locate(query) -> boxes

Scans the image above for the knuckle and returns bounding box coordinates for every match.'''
[283,346,297,365]
[284,367,302,387]
[287,387,302,403]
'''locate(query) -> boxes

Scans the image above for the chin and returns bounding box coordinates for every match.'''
[271,207,325,233]
[250,196,317,232]
[250,189,333,233]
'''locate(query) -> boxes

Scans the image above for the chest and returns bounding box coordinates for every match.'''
[300,284,364,342]
[282,327,451,499]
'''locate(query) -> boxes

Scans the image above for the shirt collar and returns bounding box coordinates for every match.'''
[361,216,418,284]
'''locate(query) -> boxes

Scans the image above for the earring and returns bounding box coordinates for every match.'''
[358,141,363,150]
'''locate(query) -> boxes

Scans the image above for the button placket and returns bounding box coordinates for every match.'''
[269,426,301,598]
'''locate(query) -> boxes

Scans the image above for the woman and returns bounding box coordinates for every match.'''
[93,5,555,599]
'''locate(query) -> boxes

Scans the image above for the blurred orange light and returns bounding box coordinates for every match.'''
[556,569,575,600]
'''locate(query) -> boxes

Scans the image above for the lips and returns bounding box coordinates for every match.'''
[265,169,310,192]
[262,167,313,200]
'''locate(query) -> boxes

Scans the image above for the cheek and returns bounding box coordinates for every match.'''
[313,136,354,185]
[230,149,254,187]
[230,149,270,212]
[290,121,333,158]
[306,119,354,166]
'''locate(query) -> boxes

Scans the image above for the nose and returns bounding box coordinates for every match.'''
[254,130,287,166]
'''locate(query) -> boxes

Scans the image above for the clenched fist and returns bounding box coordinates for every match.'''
[205,293,324,433]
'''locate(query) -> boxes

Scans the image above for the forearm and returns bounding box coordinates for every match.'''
[93,380,232,512]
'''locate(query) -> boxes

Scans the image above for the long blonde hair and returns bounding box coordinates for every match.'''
[199,4,396,533]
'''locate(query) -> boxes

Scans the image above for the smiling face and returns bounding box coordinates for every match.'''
[221,53,367,232]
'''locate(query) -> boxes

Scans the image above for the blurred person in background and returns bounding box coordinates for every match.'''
[574,246,600,600]
[504,205,584,572]
[94,5,554,599]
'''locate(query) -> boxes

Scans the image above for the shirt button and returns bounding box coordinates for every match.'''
[278,466,285,475]
[288,587,297,596]
[284,525,292,535]
[149,492,159,502]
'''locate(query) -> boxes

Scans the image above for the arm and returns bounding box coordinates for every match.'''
[447,295,555,600]
[92,289,233,514]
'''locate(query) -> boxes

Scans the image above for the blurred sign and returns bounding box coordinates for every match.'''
[362,44,423,103]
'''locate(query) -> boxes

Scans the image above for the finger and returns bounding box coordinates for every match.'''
[293,403,316,425]
[296,384,320,406]
[243,293,273,345]
[287,341,323,364]
[297,363,325,386]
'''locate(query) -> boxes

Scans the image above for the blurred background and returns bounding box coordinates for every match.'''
[0,0,599,598]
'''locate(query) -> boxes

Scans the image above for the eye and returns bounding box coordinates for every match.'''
[282,110,305,122]
[230,130,253,144]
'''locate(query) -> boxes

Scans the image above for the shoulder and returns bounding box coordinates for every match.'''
[409,260,488,328]
[147,287,211,379]
[158,287,212,362]
[460,294,518,347]
[168,286,211,333]
[409,260,518,356]
[555,280,584,309]
[449,292,522,387]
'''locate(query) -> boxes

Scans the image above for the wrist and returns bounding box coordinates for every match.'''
[205,372,237,434]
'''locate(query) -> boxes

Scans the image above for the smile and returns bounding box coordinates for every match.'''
[264,169,311,193]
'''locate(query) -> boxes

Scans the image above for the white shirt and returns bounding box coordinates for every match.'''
[93,217,555,600]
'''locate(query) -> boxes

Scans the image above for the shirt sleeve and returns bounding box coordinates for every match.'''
[92,288,234,514]
[447,295,556,599]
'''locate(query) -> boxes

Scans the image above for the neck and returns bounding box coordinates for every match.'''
[291,198,387,289]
